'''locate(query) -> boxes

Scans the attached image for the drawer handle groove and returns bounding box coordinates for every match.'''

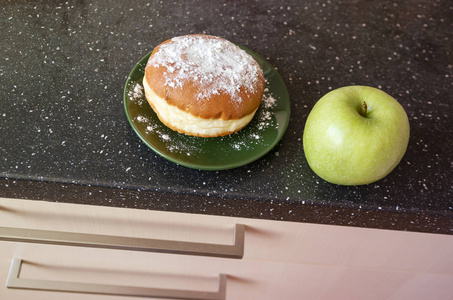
[7,259,226,299]
[0,224,244,259]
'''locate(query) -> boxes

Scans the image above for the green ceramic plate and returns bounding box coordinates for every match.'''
[124,45,290,170]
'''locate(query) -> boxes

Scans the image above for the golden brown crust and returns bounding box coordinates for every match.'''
[144,34,265,121]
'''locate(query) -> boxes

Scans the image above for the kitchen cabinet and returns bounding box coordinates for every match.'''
[1,197,452,300]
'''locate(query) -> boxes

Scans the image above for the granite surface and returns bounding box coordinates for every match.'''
[1,0,452,234]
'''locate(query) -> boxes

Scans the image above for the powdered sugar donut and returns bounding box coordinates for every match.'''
[143,34,265,137]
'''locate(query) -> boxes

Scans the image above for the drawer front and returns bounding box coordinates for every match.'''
[1,197,453,273]
[0,197,247,261]
[1,241,453,300]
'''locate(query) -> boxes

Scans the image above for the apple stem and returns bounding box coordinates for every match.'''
[361,101,368,117]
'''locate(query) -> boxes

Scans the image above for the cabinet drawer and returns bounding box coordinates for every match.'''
[1,241,453,300]
[1,197,453,274]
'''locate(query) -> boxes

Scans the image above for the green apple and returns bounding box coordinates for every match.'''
[303,85,410,185]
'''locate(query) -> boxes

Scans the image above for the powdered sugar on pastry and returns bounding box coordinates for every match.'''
[147,35,261,102]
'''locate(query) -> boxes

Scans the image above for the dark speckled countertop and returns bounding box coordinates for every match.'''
[1,1,452,234]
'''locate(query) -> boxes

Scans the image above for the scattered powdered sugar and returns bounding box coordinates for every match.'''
[148,35,262,102]
[146,125,156,131]
[256,88,277,130]
[228,89,278,151]
[136,115,148,123]
[132,83,143,98]
[127,82,145,104]
[134,114,202,155]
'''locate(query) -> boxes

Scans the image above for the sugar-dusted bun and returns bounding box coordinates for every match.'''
[143,34,265,137]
